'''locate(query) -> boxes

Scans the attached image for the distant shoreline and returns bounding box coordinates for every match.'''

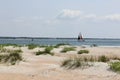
[0,37,120,40]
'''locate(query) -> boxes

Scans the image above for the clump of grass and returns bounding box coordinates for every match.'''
[5,52,22,65]
[61,47,75,53]
[61,58,72,67]
[61,55,120,69]
[61,57,91,69]
[109,61,120,72]
[27,44,38,49]
[44,46,54,53]
[78,50,89,54]
[35,46,54,56]
[98,55,110,62]
[36,50,45,55]
[9,49,23,54]
[81,55,110,62]
[0,48,8,53]
[54,43,70,48]
[0,47,23,53]
[0,50,23,65]
[35,50,54,56]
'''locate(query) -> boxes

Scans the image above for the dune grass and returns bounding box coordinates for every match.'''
[61,57,91,69]
[27,43,39,49]
[0,50,23,65]
[61,55,120,69]
[109,61,120,72]
[98,55,110,62]
[54,43,70,48]
[78,50,89,54]
[78,55,119,62]
[35,46,54,56]
[61,47,75,53]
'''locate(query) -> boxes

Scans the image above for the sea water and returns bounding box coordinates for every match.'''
[0,38,120,46]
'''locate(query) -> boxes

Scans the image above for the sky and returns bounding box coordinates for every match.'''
[0,0,120,38]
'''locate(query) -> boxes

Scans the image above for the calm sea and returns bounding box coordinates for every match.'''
[0,38,120,46]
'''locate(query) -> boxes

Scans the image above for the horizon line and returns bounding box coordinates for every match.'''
[0,36,120,39]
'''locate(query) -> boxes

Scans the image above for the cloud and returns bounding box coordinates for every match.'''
[57,9,120,22]
[104,14,120,21]
[57,9,83,19]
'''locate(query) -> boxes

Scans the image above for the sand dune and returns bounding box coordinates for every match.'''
[0,46,120,80]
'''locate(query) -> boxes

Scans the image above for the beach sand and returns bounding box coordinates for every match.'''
[0,46,120,80]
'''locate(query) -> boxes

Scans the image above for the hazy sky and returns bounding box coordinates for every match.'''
[0,0,120,38]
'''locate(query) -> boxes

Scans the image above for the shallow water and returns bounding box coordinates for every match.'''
[0,38,120,46]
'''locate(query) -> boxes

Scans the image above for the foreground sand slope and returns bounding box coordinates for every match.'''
[0,46,120,80]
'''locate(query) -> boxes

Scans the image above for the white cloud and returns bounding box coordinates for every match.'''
[104,14,120,21]
[57,9,120,21]
[57,9,82,19]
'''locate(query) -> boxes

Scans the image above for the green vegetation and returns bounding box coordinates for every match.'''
[36,51,45,55]
[0,46,22,53]
[44,46,54,53]
[0,50,23,65]
[78,50,89,54]
[9,49,23,53]
[61,57,91,69]
[0,47,23,65]
[61,55,120,69]
[35,50,54,56]
[27,44,39,49]
[35,46,54,56]
[0,48,8,53]
[61,47,75,53]
[98,55,109,62]
[109,61,120,72]
[0,43,21,47]
[54,43,70,48]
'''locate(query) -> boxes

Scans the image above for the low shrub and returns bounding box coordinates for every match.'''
[78,50,89,54]
[61,47,75,53]
[109,61,120,72]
